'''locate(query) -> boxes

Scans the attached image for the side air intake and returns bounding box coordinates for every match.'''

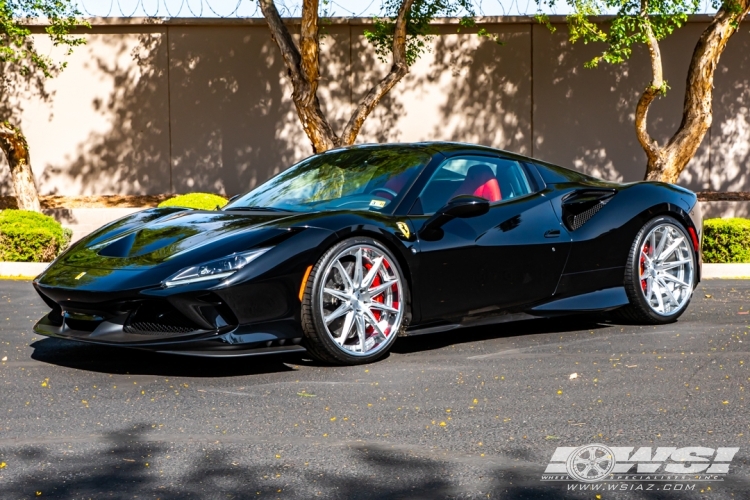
[561,189,616,231]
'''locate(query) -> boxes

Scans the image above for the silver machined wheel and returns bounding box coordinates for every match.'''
[318,244,404,357]
[638,222,695,316]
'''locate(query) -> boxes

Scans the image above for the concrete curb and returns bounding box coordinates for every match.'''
[0,262,48,278]
[703,263,750,279]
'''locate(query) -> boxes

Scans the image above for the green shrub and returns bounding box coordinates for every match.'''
[158,193,228,211]
[702,218,750,263]
[0,210,69,262]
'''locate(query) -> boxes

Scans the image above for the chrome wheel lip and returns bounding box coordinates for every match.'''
[639,222,695,317]
[318,244,403,357]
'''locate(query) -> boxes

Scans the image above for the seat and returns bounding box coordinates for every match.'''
[451,164,502,202]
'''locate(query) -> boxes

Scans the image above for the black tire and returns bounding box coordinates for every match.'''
[614,215,696,324]
[300,237,409,365]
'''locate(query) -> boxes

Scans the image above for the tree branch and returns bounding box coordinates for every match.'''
[259,0,337,152]
[658,0,750,181]
[635,0,663,166]
[258,0,303,85]
[339,0,415,146]
[299,0,320,103]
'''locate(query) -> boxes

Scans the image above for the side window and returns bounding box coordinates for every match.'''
[413,155,534,215]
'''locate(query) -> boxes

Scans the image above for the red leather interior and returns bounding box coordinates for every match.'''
[452,164,502,202]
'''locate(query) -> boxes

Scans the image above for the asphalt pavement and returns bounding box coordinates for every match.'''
[1,279,749,499]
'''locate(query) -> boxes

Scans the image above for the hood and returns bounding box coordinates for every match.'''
[56,208,295,271]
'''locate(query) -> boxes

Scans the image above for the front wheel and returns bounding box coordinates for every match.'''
[300,237,408,365]
[617,216,697,324]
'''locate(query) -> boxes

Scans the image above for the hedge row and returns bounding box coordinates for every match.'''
[0,193,229,264]
[702,218,750,263]
[0,210,71,262]
[158,193,228,211]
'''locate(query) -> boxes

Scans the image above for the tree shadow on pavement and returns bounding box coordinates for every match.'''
[2,423,748,499]
[29,337,299,377]
[0,424,551,499]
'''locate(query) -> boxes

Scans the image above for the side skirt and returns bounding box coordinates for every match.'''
[403,287,629,336]
[529,287,629,316]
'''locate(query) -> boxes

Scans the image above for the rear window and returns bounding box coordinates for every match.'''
[530,161,591,184]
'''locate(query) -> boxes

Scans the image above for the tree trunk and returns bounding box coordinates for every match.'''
[0,122,41,212]
[637,0,750,183]
[259,0,415,153]
[259,0,338,153]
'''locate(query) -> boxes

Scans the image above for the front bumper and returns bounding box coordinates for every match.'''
[32,270,307,357]
[34,311,306,357]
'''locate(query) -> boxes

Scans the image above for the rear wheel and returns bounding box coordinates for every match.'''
[301,237,408,365]
[616,216,696,324]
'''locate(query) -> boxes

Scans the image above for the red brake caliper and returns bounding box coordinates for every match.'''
[640,242,650,292]
[364,261,393,337]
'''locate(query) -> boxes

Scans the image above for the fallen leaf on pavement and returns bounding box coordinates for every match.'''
[569,373,578,380]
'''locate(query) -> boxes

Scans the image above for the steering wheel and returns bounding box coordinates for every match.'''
[370,187,398,199]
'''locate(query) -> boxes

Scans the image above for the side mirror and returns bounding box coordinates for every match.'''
[419,195,490,238]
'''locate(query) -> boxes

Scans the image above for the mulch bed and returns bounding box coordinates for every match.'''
[696,192,750,201]
[0,195,175,209]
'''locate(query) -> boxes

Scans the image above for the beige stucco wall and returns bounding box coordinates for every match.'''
[1,17,748,196]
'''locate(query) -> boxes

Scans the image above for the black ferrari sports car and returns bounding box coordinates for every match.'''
[33,142,702,365]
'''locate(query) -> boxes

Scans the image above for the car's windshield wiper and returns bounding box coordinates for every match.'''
[224,206,293,213]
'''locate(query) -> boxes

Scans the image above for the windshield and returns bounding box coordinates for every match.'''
[224,147,432,214]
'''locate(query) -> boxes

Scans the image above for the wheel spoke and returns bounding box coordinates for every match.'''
[334,260,353,290]
[658,237,684,262]
[323,288,350,302]
[654,280,665,312]
[354,248,364,288]
[641,249,652,265]
[337,311,355,344]
[658,259,691,271]
[654,228,669,258]
[355,313,367,352]
[649,230,656,256]
[362,256,383,290]
[363,308,387,344]
[659,278,679,306]
[661,273,689,289]
[370,302,399,314]
[325,303,351,324]
[369,279,397,297]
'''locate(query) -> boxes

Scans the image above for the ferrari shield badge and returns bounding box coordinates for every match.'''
[74,272,87,280]
[396,221,410,239]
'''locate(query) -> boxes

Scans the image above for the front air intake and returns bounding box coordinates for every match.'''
[123,302,200,337]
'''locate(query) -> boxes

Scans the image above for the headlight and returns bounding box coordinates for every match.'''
[163,248,271,287]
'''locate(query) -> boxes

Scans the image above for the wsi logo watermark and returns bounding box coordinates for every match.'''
[542,444,739,483]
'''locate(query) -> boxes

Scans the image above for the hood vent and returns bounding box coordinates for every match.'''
[97,232,137,257]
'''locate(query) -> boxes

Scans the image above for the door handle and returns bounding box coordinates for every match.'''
[544,229,561,238]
